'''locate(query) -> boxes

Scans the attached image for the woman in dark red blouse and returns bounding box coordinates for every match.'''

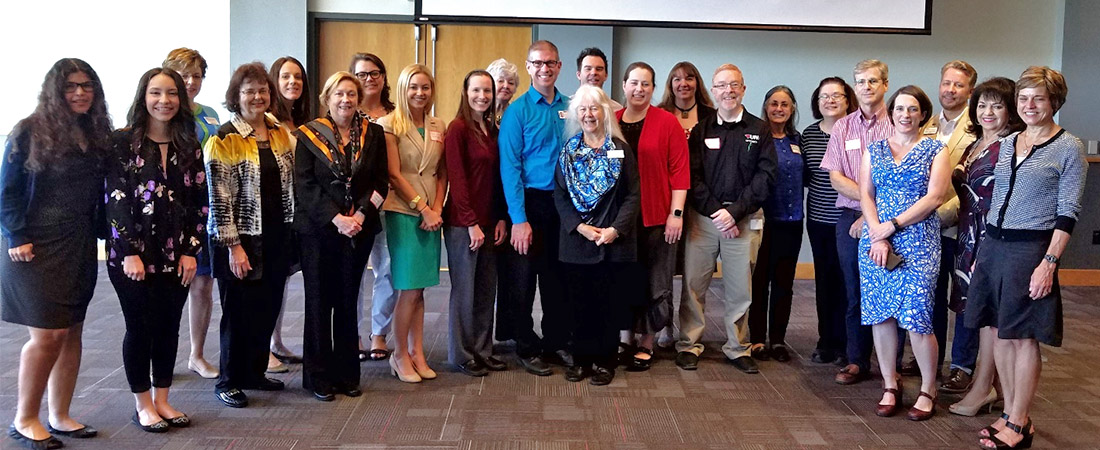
[442,70,508,377]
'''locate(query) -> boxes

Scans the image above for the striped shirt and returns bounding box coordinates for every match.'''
[987,129,1087,234]
[820,107,894,210]
[802,121,840,224]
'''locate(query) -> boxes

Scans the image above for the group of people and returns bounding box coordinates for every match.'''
[0,38,1085,450]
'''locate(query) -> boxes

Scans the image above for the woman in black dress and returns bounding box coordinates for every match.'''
[295,71,388,400]
[1,58,111,449]
[107,68,208,432]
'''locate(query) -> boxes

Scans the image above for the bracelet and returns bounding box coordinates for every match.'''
[890,218,902,231]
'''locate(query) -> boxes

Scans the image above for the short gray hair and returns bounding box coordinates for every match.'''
[487,58,519,83]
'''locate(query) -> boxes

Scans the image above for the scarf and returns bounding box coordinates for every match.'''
[559,132,621,220]
[298,112,367,213]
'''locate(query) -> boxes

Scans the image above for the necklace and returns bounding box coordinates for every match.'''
[674,102,696,119]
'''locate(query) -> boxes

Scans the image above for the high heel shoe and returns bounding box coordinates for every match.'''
[389,356,422,383]
[979,419,1033,449]
[950,387,998,417]
[411,360,437,380]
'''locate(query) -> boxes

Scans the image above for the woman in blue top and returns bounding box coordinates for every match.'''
[748,86,803,363]
[858,86,951,421]
[163,48,221,380]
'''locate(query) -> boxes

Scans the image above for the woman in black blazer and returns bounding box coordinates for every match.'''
[294,71,388,400]
[553,85,640,386]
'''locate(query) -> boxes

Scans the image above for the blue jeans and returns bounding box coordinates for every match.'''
[836,209,871,371]
[950,309,980,373]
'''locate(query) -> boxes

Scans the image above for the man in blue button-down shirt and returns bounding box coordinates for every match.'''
[498,40,572,376]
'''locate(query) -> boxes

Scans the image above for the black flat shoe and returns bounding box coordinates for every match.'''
[8,425,64,450]
[164,414,190,428]
[313,390,335,402]
[810,348,835,364]
[342,388,363,398]
[480,356,507,371]
[215,388,249,408]
[771,345,791,362]
[131,412,169,433]
[750,344,771,361]
[728,356,760,374]
[626,347,653,372]
[457,360,489,377]
[272,352,303,364]
[675,351,699,370]
[564,365,588,382]
[518,356,552,376]
[47,424,97,438]
[589,366,615,386]
[250,377,285,391]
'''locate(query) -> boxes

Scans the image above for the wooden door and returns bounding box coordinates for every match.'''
[317,21,420,111]
[426,24,532,122]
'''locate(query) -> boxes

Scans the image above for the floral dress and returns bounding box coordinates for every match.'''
[949,139,1001,312]
[859,138,943,333]
[106,130,208,273]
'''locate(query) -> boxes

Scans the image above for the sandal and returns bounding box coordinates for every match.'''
[980,413,1010,438]
[364,334,390,361]
[627,347,654,372]
[979,419,1033,449]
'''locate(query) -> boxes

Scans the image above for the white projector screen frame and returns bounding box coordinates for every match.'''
[415,0,932,34]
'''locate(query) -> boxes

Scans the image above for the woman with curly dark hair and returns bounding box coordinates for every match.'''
[1,58,111,449]
[107,67,208,432]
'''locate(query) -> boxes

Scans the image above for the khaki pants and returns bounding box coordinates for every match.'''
[677,210,760,359]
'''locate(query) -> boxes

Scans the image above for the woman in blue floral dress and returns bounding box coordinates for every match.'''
[857,86,951,421]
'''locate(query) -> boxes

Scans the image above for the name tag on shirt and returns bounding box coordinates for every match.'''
[607,149,625,159]
[204,116,219,125]
[845,139,862,151]
[370,191,385,209]
[558,110,567,119]
[923,124,938,135]
[429,131,443,142]
[790,144,801,154]
[705,137,721,150]
[750,218,764,230]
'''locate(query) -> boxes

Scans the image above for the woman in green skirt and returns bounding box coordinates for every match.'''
[378,64,448,383]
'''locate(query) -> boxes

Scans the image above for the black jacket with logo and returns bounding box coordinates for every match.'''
[687,109,777,222]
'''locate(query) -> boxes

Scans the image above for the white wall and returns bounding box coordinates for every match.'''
[0,0,232,134]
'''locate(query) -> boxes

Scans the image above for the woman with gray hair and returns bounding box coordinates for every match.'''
[553,85,640,386]
[970,66,1086,450]
[486,58,519,126]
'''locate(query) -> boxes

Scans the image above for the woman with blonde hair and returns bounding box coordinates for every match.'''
[379,64,448,382]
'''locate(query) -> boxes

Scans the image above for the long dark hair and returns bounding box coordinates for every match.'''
[269,56,311,126]
[761,85,799,137]
[657,61,714,113]
[10,58,112,172]
[125,68,199,167]
[454,70,497,145]
[349,52,395,113]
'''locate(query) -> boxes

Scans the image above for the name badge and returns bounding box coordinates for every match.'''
[750,218,764,230]
[845,139,861,151]
[923,124,938,135]
[790,144,801,154]
[429,131,443,142]
[370,191,385,208]
[204,116,220,125]
[607,149,625,159]
[558,110,568,119]
[704,137,721,150]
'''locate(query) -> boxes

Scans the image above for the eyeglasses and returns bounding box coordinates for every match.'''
[240,88,270,98]
[179,72,204,82]
[64,81,96,93]
[712,82,743,91]
[854,78,884,88]
[355,70,383,80]
[818,93,848,101]
[527,60,561,69]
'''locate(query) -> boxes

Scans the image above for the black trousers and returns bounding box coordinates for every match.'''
[300,229,373,392]
[806,220,847,355]
[633,224,677,335]
[216,267,288,391]
[565,262,626,369]
[494,237,517,342]
[501,189,570,358]
[749,220,803,345]
[110,270,188,393]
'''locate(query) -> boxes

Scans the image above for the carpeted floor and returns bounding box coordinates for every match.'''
[1,269,1098,449]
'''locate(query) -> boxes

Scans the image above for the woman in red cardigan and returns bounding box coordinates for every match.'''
[616,61,690,371]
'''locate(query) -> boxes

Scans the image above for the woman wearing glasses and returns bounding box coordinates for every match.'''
[349,52,398,362]
[205,62,296,408]
[2,58,111,449]
[802,77,858,366]
[163,47,222,379]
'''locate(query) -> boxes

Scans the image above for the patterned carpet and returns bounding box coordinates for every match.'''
[1,269,1098,449]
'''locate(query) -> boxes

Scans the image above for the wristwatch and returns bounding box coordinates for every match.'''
[1044,253,1059,265]
[890,218,903,231]
[408,195,422,210]
[672,209,683,218]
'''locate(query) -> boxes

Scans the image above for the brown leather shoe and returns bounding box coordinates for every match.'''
[835,364,870,385]
[907,391,937,421]
[939,368,973,393]
[875,386,902,417]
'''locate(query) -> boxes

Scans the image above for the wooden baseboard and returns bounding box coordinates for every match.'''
[793,263,1100,286]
